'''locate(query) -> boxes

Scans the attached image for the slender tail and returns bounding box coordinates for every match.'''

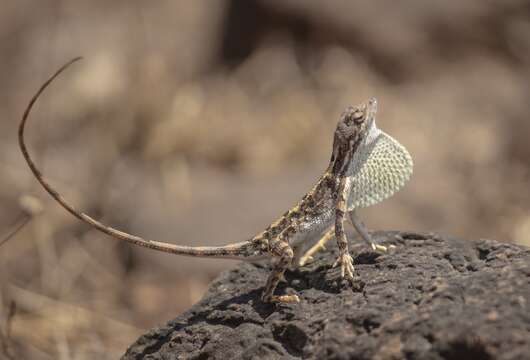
[18,57,256,259]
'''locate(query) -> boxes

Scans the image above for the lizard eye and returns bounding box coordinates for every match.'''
[352,111,364,125]
[341,107,364,127]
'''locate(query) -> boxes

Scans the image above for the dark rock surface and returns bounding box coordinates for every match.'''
[123,231,530,360]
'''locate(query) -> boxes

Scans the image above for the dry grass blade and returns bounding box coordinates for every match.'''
[0,195,43,248]
[0,214,31,249]
[0,301,17,360]
[6,284,142,358]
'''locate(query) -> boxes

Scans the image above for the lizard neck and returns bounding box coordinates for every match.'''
[329,129,365,178]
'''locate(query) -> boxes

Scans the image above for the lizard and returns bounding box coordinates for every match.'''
[18,58,413,304]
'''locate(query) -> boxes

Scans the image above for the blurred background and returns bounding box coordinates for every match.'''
[1,0,529,358]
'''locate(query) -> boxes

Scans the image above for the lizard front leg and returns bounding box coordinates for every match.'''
[333,177,355,281]
[348,210,392,252]
[261,229,299,303]
[299,209,390,268]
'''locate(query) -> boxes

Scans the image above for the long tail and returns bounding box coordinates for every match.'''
[18,57,256,259]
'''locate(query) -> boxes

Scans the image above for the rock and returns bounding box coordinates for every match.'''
[122,231,530,360]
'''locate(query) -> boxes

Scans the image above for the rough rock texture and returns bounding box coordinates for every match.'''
[123,231,530,360]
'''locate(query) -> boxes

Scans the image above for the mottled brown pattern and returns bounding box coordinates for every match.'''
[19,59,384,303]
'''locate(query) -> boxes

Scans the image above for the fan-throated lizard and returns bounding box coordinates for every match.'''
[19,58,413,303]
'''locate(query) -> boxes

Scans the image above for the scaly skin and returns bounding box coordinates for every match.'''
[18,58,412,303]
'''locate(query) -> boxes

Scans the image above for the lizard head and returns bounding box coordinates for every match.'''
[338,97,377,137]
[330,98,378,174]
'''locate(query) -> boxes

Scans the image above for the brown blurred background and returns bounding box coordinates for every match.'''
[1,0,529,358]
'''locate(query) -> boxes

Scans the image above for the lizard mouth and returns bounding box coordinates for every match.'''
[365,97,378,126]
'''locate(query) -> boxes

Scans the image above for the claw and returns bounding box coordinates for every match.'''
[371,243,386,252]
[371,243,395,253]
[271,294,300,303]
[333,252,355,280]
[298,255,314,267]
[298,236,331,267]
[371,243,396,253]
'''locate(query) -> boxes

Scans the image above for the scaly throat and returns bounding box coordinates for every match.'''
[330,137,362,177]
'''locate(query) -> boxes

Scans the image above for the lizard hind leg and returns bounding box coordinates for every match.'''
[348,210,393,252]
[297,227,335,267]
[261,236,299,304]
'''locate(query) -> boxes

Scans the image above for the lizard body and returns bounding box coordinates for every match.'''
[19,58,413,303]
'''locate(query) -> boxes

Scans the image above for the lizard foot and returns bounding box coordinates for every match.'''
[269,294,300,303]
[333,251,355,281]
[297,255,313,267]
[298,241,328,267]
[370,243,396,253]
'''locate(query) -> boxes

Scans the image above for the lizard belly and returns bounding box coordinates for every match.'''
[290,211,334,261]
